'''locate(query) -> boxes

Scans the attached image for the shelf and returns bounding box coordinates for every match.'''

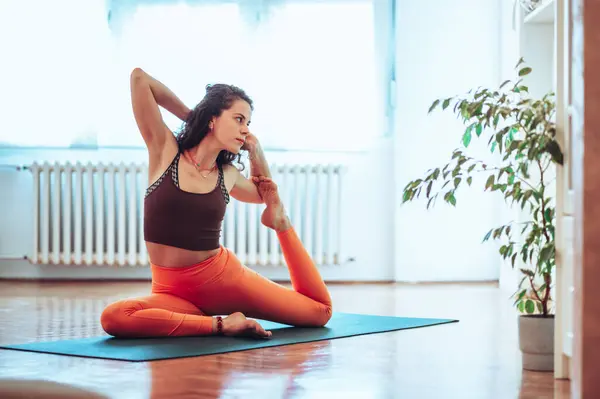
[523,0,555,24]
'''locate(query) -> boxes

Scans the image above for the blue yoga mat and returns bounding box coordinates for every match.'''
[0,312,457,362]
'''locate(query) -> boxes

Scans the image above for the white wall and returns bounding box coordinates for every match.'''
[393,0,505,282]
[498,0,524,292]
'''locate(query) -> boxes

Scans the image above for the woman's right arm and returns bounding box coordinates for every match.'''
[130,68,190,153]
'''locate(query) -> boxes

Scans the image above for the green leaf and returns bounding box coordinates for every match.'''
[525,299,535,314]
[500,79,511,89]
[483,229,493,242]
[518,301,525,313]
[463,126,473,147]
[513,289,526,305]
[491,141,497,153]
[499,245,508,256]
[442,98,451,110]
[426,181,433,198]
[544,208,552,222]
[519,67,532,76]
[494,227,503,239]
[493,114,500,127]
[449,194,456,206]
[536,302,543,313]
[453,177,461,189]
[443,191,457,206]
[428,99,440,114]
[539,245,554,263]
[515,57,525,68]
[410,179,422,189]
[467,176,473,186]
[427,197,435,209]
[520,268,534,277]
[485,175,495,190]
[476,123,483,137]
[522,190,533,206]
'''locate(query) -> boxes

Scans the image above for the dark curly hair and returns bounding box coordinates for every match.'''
[175,83,253,170]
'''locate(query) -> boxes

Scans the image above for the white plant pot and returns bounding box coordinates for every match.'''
[518,315,554,371]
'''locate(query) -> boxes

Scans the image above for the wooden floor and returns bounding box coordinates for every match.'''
[0,280,570,399]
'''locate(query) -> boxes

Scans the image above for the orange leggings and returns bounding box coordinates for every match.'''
[100,228,332,337]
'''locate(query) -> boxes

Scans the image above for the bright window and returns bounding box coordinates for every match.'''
[0,0,390,151]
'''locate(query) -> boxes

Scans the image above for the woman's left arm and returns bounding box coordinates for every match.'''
[229,136,271,204]
[246,141,272,179]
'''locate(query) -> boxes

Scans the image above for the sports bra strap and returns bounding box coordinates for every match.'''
[144,150,229,204]
[217,164,230,204]
[144,152,181,198]
[170,152,181,189]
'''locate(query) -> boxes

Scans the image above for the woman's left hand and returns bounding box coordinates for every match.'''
[242,132,259,153]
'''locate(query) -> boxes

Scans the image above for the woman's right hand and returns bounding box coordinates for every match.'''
[219,312,272,339]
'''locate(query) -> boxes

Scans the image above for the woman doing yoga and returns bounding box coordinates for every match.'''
[100,68,332,339]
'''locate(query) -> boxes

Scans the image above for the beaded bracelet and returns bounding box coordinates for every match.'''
[216,316,223,335]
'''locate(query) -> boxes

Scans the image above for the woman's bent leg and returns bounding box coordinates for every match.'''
[231,260,332,328]
[278,227,332,307]
[195,178,333,327]
[196,229,332,328]
[100,293,214,338]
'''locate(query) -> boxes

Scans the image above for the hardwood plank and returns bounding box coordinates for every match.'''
[0,281,569,398]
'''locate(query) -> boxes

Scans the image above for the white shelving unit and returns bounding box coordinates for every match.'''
[524,0,556,24]
[513,0,573,380]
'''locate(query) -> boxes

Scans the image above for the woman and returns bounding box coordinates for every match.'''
[100,68,332,339]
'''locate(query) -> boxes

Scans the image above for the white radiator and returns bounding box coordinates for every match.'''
[29,162,345,267]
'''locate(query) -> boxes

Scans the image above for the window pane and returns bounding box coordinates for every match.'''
[0,0,381,150]
[0,0,108,147]
[103,1,379,151]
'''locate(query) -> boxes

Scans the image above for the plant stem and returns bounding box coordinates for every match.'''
[468,163,537,191]
[542,272,551,316]
[536,159,551,243]
[536,158,551,316]
[528,276,543,302]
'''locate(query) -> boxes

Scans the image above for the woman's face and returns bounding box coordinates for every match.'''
[210,99,252,154]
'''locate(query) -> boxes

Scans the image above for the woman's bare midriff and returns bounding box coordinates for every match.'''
[146,242,220,268]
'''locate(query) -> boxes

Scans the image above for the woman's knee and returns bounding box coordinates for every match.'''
[100,300,131,337]
[319,303,333,326]
[306,303,332,327]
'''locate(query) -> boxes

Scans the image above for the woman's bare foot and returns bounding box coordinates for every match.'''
[252,176,292,232]
[219,312,272,339]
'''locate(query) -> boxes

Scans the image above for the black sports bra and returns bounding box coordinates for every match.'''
[143,151,229,251]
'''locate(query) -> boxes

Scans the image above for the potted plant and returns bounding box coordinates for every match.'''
[401,59,564,371]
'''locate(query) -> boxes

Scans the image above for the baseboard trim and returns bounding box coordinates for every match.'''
[0,260,499,285]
